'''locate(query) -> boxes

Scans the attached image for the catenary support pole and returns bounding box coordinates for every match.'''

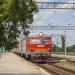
[64,31,67,55]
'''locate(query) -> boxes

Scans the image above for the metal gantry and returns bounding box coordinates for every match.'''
[29,25,75,30]
[36,2,75,9]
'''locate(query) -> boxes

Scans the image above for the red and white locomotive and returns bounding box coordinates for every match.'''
[12,33,53,62]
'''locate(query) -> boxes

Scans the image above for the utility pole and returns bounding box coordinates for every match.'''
[3,46,5,54]
[0,48,2,57]
[56,37,59,52]
[64,31,67,55]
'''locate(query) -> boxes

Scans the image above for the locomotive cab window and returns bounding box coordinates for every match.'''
[42,39,50,44]
[31,39,50,44]
[31,39,41,44]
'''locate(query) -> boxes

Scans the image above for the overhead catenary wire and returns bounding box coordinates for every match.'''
[32,1,58,25]
[42,11,57,26]
[31,9,50,25]
[32,0,75,26]
[55,16,75,25]
[46,1,75,26]
[33,9,54,23]
[34,1,69,26]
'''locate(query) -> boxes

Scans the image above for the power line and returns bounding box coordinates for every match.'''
[32,9,51,25]
[43,11,57,25]
[55,16,75,25]
[33,9,57,25]
[32,1,75,26]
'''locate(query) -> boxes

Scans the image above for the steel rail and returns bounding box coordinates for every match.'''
[37,64,75,75]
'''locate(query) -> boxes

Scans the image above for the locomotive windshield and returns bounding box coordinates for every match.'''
[31,39,50,44]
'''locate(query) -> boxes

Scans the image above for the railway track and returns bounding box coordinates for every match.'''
[37,63,75,75]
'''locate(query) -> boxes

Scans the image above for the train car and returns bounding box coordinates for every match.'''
[13,33,53,62]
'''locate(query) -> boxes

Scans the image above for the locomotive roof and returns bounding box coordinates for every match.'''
[28,33,52,37]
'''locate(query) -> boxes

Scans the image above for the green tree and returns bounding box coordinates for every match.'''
[66,45,75,53]
[0,0,6,47]
[61,35,65,50]
[0,0,37,50]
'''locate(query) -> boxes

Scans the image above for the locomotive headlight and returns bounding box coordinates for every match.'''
[40,32,43,36]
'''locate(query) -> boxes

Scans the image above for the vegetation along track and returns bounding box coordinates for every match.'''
[37,63,75,75]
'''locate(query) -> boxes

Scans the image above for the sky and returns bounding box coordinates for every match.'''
[30,0,75,46]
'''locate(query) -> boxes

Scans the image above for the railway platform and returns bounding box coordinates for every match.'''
[0,52,50,75]
[52,53,75,61]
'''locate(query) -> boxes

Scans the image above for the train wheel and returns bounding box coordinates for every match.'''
[26,54,31,60]
[28,55,31,60]
[23,54,26,59]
